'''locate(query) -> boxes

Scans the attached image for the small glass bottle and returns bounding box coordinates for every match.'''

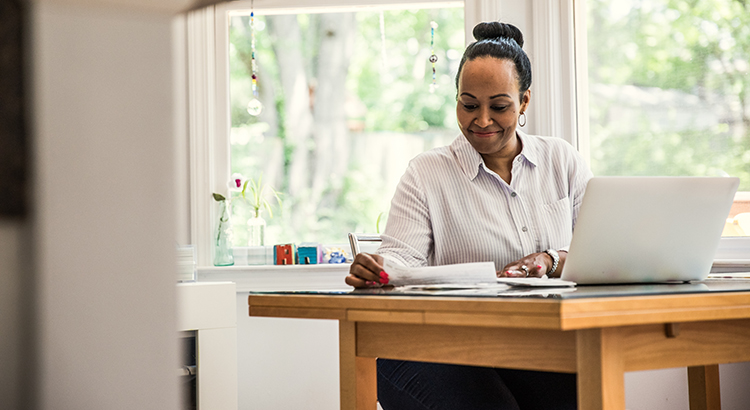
[213,200,234,266]
[247,211,266,247]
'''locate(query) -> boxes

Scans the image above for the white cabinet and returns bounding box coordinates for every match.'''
[177,282,237,410]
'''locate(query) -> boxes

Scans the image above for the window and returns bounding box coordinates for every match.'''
[189,0,747,265]
[580,0,750,239]
[188,0,502,265]
[227,5,465,246]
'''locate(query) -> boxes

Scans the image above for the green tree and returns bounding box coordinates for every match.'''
[587,0,750,190]
[228,7,464,245]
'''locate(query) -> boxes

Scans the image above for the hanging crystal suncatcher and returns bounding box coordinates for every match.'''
[246,2,263,116]
[429,21,438,93]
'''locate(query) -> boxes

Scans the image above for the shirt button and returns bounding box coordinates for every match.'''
[522,226,528,232]
[511,192,517,197]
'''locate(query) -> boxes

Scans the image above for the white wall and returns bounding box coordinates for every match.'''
[2,2,185,409]
[236,293,341,409]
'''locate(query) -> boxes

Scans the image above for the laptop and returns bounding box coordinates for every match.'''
[560,176,739,285]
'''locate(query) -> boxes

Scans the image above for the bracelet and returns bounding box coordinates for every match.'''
[544,249,559,277]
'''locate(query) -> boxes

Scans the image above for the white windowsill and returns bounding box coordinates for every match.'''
[711,259,750,274]
[714,237,750,270]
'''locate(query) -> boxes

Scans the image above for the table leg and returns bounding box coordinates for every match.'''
[688,364,721,410]
[340,321,378,410]
[576,328,625,410]
[356,356,377,409]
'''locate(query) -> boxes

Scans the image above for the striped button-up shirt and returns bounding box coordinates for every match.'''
[377,130,593,270]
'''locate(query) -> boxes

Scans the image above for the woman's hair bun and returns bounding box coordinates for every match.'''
[472,21,524,48]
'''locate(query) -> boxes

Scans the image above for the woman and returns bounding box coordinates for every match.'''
[346,21,592,409]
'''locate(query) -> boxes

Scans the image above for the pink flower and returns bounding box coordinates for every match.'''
[228,173,245,192]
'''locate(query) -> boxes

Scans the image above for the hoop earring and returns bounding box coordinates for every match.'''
[518,112,527,127]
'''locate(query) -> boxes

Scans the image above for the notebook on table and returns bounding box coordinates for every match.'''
[560,176,739,285]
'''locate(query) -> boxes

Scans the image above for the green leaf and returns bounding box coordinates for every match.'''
[212,193,226,201]
[241,180,250,198]
[263,199,274,218]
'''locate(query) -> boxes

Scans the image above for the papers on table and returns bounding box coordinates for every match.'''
[496,277,577,287]
[381,260,577,292]
[395,283,577,297]
[383,260,496,287]
[706,272,750,280]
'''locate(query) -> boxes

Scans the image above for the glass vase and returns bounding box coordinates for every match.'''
[247,213,266,246]
[213,201,234,266]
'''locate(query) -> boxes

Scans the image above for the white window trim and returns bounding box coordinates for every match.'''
[187,7,219,266]
[463,0,500,44]
[223,0,464,15]
[529,0,579,148]
[571,0,591,160]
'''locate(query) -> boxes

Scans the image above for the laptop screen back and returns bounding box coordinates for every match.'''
[561,177,739,284]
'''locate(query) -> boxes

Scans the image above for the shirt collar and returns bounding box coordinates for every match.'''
[516,129,540,167]
[451,128,539,181]
[450,135,483,181]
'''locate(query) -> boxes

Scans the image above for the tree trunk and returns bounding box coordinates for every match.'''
[268,15,313,200]
[311,13,357,208]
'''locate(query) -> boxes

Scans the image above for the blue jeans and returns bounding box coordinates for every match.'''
[377,359,577,410]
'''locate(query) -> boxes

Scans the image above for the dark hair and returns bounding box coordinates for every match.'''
[455,22,532,102]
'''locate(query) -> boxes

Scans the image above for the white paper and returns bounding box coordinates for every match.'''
[496,277,577,287]
[383,260,497,287]
[497,287,577,296]
[400,283,510,291]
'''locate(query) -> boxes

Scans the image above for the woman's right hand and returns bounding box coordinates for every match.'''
[345,252,388,288]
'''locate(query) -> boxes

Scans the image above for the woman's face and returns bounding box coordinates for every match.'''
[456,57,530,157]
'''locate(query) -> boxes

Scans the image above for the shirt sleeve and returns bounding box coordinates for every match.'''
[376,161,433,267]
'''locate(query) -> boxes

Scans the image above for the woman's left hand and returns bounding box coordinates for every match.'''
[498,252,551,278]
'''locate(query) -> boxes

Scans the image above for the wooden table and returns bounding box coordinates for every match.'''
[248,283,750,410]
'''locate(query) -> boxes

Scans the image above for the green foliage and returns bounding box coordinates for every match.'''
[227,7,464,245]
[348,8,464,132]
[587,0,750,191]
[241,174,282,218]
[376,212,386,234]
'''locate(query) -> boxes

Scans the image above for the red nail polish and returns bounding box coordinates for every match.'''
[366,281,376,286]
[537,265,543,270]
[380,277,389,285]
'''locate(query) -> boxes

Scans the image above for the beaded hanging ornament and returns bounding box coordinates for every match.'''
[246,2,263,116]
[429,21,438,93]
